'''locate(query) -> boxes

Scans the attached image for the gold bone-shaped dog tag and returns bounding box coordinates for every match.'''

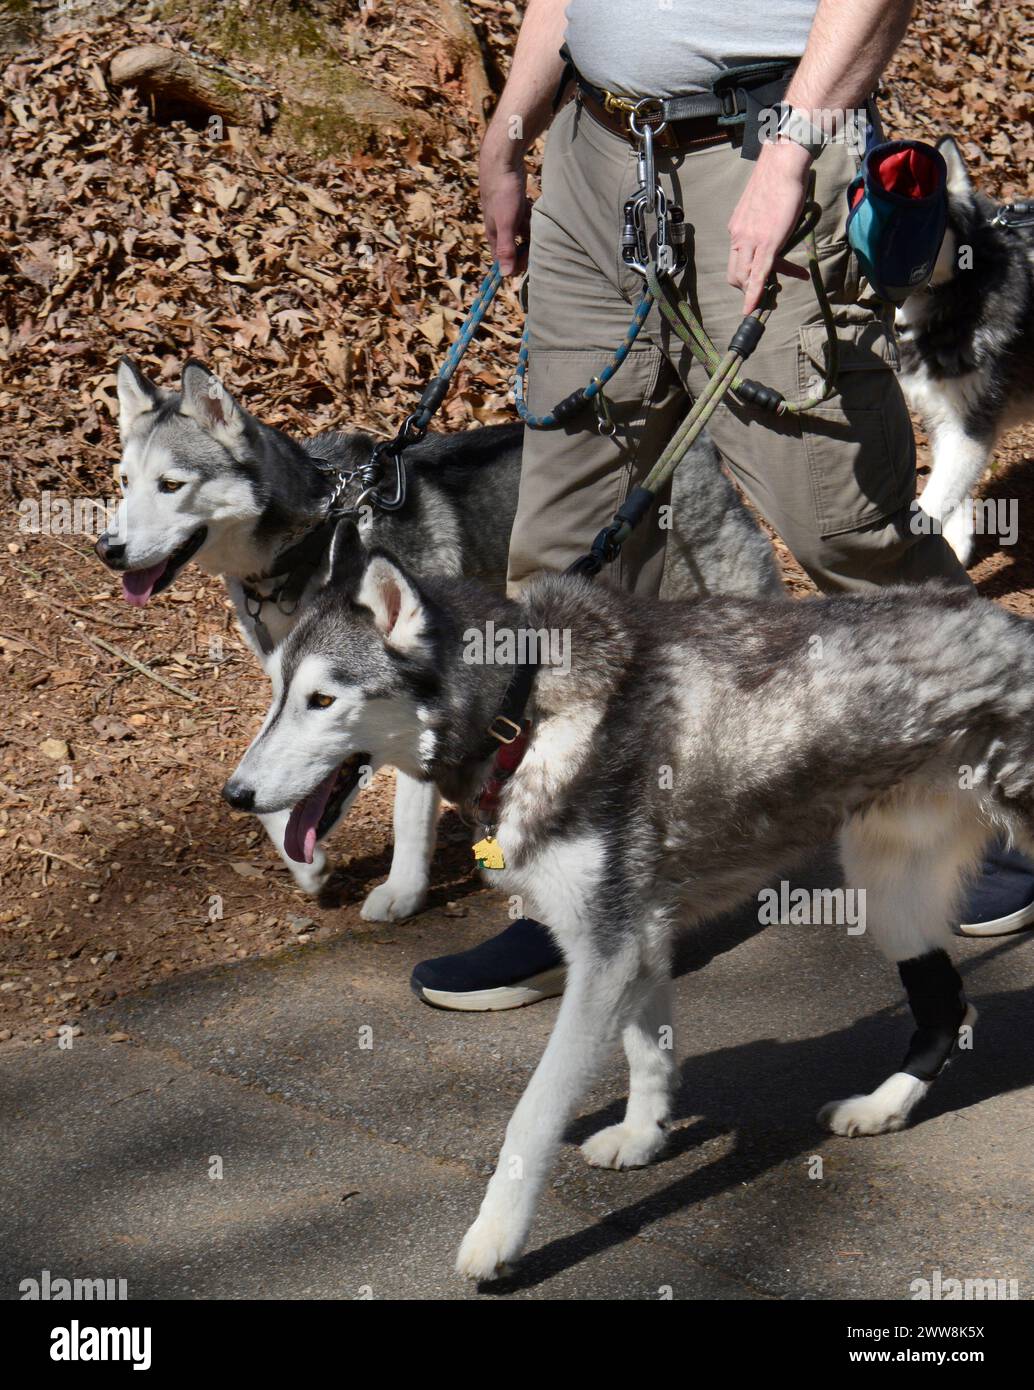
[473,836,506,870]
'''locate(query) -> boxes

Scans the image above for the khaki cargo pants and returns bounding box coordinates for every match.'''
[507,98,968,596]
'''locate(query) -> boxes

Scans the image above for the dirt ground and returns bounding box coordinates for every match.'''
[0,529,492,1046]
[2,2,1033,1045]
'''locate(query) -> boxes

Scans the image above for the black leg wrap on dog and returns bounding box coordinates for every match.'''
[898,949,967,1082]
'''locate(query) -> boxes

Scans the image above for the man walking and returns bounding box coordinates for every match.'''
[411,0,1034,1009]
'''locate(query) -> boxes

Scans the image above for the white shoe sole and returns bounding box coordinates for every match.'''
[417,966,566,1012]
[958,899,1034,938]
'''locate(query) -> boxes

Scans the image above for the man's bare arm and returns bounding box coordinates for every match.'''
[729,0,915,313]
[784,0,914,113]
[479,0,569,275]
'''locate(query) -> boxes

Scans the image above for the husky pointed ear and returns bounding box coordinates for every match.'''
[181,360,247,449]
[324,516,366,595]
[116,357,160,437]
[357,551,429,654]
[937,136,974,203]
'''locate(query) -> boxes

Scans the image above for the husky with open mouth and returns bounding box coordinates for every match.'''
[97,356,782,918]
[225,519,1034,1280]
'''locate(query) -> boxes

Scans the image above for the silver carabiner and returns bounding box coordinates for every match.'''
[591,378,616,437]
[654,186,676,275]
[629,100,667,215]
[621,188,650,276]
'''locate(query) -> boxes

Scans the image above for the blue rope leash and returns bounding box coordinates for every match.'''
[356,262,504,511]
[406,261,504,433]
[381,259,650,458]
[514,291,654,429]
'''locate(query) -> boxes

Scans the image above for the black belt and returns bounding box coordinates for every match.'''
[554,45,799,159]
[579,91,732,150]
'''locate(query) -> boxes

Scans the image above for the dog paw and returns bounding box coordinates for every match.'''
[820,1071,928,1136]
[360,878,426,923]
[942,509,974,567]
[455,1215,520,1282]
[818,1094,909,1137]
[581,1121,666,1170]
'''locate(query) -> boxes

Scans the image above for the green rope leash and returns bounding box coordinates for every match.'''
[567,188,843,578]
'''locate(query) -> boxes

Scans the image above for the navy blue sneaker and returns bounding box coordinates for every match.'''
[958,845,1034,937]
[411,918,565,1011]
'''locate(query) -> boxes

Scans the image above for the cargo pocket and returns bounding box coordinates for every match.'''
[798,318,915,538]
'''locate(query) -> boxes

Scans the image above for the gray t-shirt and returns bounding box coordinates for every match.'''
[565,0,819,99]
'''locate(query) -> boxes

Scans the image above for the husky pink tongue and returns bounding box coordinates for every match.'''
[284,767,339,864]
[122,561,168,607]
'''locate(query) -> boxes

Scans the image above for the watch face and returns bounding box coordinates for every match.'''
[776,106,825,154]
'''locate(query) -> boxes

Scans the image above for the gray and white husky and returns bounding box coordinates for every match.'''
[98,358,781,919]
[225,523,1034,1279]
[897,136,1034,565]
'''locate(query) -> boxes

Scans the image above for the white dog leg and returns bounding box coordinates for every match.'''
[819,1070,931,1137]
[820,795,987,1137]
[582,972,676,1169]
[920,419,993,567]
[456,944,640,1280]
[361,772,439,922]
[258,808,330,897]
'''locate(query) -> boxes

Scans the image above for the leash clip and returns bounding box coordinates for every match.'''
[242,588,275,656]
[624,101,686,282]
[990,201,1034,229]
[591,379,616,436]
[357,440,407,514]
[621,188,650,276]
[603,90,636,118]
[653,189,686,276]
[620,185,686,281]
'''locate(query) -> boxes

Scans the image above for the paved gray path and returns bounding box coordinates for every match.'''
[3,854,1033,1300]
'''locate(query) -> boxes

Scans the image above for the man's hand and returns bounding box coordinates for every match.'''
[476,0,567,274]
[727,0,917,313]
[727,138,813,314]
[480,135,532,276]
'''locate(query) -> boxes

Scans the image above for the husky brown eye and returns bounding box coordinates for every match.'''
[158,478,185,493]
[308,692,335,709]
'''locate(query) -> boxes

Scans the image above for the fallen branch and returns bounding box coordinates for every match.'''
[109,44,261,126]
[0,629,49,659]
[20,582,138,632]
[23,846,87,872]
[70,629,200,704]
